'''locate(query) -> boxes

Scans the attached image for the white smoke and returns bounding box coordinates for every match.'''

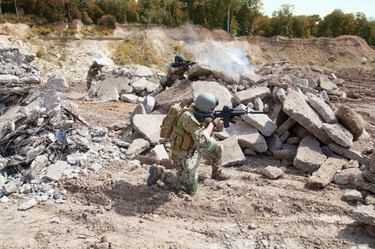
[194,40,255,79]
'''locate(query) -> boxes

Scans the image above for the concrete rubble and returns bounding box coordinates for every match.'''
[0,48,374,236]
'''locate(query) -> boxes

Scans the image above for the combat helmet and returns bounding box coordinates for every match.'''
[175,54,185,63]
[194,92,219,112]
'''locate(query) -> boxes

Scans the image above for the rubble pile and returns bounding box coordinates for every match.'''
[1,47,374,233]
[0,48,126,207]
[111,62,375,234]
[81,65,162,102]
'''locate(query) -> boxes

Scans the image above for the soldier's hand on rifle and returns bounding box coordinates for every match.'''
[212,118,224,132]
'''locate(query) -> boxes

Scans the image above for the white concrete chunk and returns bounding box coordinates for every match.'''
[133,114,165,145]
[283,89,330,144]
[235,86,271,105]
[293,136,327,173]
[322,123,353,148]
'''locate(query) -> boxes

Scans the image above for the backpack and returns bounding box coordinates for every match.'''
[160,103,184,139]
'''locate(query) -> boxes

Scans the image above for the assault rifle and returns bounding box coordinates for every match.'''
[195,105,263,128]
[182,60,197,69]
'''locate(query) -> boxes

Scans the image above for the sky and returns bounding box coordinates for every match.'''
[262,0,375,19]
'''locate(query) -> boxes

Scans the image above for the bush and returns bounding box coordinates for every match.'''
[113,38,160,67]
[97,15,116,29]
[82,12,93,25]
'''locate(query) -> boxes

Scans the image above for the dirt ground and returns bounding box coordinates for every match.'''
[0,24,375,249]
[1,78,374,249]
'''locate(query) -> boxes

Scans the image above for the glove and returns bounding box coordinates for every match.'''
[212,118,224,132]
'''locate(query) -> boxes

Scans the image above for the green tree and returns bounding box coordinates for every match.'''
[318,9,355,37]
[271,4,294,36]
[290,15,310,38]
[252,14,272,36]
[235,0,262,35]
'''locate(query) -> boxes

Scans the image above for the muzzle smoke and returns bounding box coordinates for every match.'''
[195,40,255,79]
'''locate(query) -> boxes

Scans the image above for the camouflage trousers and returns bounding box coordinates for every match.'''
[86,76,94,90]
[160,141,222,195]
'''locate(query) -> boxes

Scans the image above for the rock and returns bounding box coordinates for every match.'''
[335,105,365,140]
[235,86,271,105]
[266,134,282,152]
[344,189,363,202]
[319,76,338,92]
[143,96,156,114]
[47,74,69,92]
[44,161,70,181]
[322,123,353,148]
[262,166,283,179]
[221,136,246,166]
[134,66,153,77]
[283,89,330,144]
[216,121,268,153]
[353,205,375,226]
[333,168,361,185]
[18,198,38,211]
[188,64,213,79]
[307,155,347,189]
[120,94,138,103]
[293,136,327,173]
[28,155,49,180]
[126,138,150,157]
[306,93,337,124]
[370,154,375,173]
[329,143,369,167]
[132,114,165,145]
[242,113,277,137]
[89,163,102,172]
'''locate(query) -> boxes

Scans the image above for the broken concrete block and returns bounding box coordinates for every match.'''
[216,121,268,153]
[221,136,245,166]
[335,105,365,140]
[47,73,69,92]
[18,198,38,211]
[319,76,338,92]
[150,144,169,160]
[344,190,363,202]
[307,155,347,189]
[44,161,70,181]
[134,66,153,77]
[293,136,327,173]
[333,168,361,185]
[353,205,375,227]
[306,93,337,124]
[329,143,369,166]
[126,138,150,157]
[262,166,283,179]
[242,113,277,137]
[28,155,49,179]
[266,134,282,152]
[322,123,353,148]
[132,114,165,145]
[235,86,270,105]
[276,118,296,136]
[283,89,330,144]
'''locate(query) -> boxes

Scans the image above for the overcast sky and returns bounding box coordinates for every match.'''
[261,0,375,18]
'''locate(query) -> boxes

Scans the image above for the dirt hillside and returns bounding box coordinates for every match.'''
[0,23,375,249]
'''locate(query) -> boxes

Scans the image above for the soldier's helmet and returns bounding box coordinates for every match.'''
[92,60,98,66]
[194,92,219,112]
[175,54,185,63]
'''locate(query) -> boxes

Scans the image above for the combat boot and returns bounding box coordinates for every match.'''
[147,165,164,186]
[211,172,230,181]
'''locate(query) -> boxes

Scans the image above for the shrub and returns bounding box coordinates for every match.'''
[97,15,116,29]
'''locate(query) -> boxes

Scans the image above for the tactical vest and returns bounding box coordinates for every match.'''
[170,109,200,153]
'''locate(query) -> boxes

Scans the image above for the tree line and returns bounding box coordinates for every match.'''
[1,0,374,45]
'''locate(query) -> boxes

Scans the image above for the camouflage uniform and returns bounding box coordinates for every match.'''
[159,107,223,195]
[160,62,188,88]
[86,63,102,90]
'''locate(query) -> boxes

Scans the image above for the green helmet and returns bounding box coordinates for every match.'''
[194,92,219,112]
[175,54,185,63]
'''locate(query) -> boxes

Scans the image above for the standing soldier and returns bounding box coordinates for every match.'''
[147,92,229,196]
[86,61,103,91]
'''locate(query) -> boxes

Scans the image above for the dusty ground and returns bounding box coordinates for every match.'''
[1,79,375,249]
[0,23,375,248]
